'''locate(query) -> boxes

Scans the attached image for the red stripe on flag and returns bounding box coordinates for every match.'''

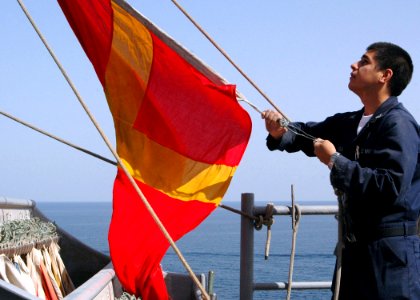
[58,0,113,85]
[109,168,215,298]
[133,32,251,166]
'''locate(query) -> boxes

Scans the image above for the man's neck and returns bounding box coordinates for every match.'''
[360,90,391,115]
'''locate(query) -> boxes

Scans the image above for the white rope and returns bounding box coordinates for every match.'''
[238,99,263,114]
[286,185,301,300]
[17,1,209,298]
[333,194,344,300]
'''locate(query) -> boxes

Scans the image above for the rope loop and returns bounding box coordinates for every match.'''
[286,202,301,300]
[253,203,275,231]
[291,204,301,230]
[254,215,264,231]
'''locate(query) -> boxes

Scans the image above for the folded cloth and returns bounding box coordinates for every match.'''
[0,254,37,296]
[43,247,63,299]
[27,248,47,299]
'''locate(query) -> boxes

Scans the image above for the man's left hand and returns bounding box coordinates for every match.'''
[313,138,337,166]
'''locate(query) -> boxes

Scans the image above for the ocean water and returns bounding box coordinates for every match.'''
[37,201,337,299]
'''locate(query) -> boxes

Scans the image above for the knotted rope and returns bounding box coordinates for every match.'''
[333,190,345,300]
[286,185,301,300]
[263,204,275,260]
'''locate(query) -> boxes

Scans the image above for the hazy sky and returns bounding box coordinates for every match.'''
[1,0,419,203]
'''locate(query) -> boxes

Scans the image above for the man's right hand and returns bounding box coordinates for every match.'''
[261,110,288,139]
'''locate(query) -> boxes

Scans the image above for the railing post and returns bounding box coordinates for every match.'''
[240,193,254,300]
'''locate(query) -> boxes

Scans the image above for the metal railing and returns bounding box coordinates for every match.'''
[240,193,338,300]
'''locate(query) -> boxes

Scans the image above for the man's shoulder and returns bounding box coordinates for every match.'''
[389,103,419,126]
[380,104,420,137]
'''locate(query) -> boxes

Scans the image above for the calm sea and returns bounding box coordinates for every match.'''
[37,201,337,299]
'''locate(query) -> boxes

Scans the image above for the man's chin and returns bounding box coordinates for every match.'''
[348,82,358,94]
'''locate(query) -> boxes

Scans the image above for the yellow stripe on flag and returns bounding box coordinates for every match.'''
[118,124,236,204]
[105,2,153,123]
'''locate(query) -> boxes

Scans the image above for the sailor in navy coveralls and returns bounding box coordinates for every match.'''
[263,42,420,299]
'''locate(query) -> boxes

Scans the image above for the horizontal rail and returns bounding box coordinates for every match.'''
[64,263,115,300]
[254,281,332,290]
[253,205,338,216]
[0,197,35,209]
[240,194,338,299]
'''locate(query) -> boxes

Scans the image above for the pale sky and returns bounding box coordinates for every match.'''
[1,0,419,203]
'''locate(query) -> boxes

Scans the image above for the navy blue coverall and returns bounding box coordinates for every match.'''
[267,97,420,299]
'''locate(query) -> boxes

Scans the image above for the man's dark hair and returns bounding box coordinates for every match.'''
[367,42,413,96]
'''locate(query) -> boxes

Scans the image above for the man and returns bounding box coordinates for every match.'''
[262,42,420,299]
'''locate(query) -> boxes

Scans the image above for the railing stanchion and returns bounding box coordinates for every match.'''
[240,193,255,300]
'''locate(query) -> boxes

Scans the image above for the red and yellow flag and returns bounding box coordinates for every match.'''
[58,0,251,298]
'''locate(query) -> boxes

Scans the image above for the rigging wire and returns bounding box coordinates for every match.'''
[240,99,317,142]
[219,204,258,221]
[0,110,117,166]
[0,106,315,230]
[1,107,315,225]
[284,122,317,141]
[1,108,258,223]
[16,1,209,298]
[169,0,290,122]
[1,101,286,227]
[169,0,319,143]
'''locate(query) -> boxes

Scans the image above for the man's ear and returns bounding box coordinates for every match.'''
[379,68,393,84]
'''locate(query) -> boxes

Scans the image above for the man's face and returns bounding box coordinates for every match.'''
[348,50,383,96]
